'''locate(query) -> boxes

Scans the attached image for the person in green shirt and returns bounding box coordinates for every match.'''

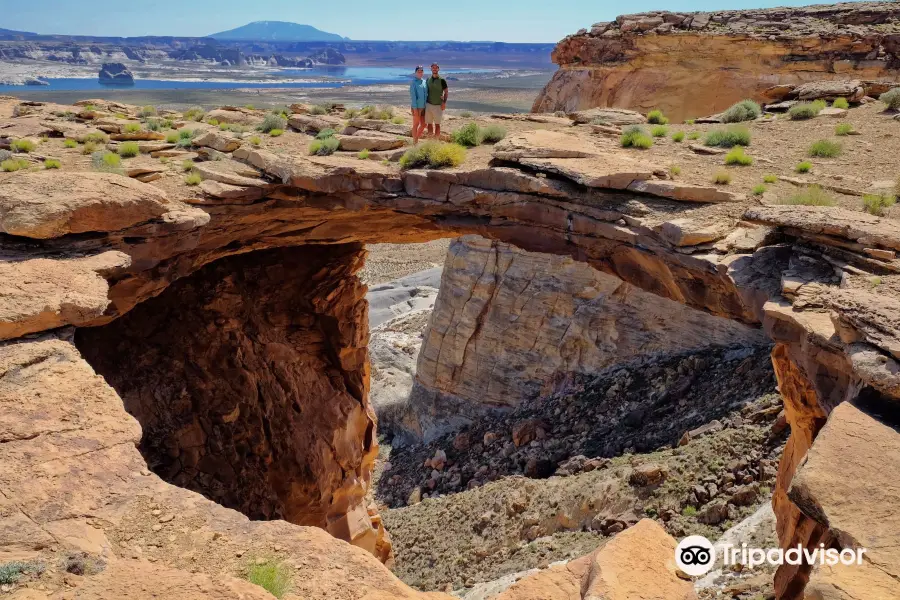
[424,63,449,138]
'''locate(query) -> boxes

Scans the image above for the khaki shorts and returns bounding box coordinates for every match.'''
[424,103,444,125]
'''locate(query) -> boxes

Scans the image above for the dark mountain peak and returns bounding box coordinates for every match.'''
[209,21,348,42]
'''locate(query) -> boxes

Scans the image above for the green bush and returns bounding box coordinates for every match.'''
[399,141,466,169]
[118,142,140,158]
[834,123,853,136]
[245,560,291,599]
[316,128,336,139]
[360,105,394,120]
[452,122,482,147]
[146,118,163,131]
[271,106,290,118]
[480,124,507,143]
[308,137,340,156]
[721,99,762,123]
[176,129,195,148]
[81,142,98,155]
[244,104,256,110]
[832,97,849,109]
[64,139,78,148]
[685,119,696,125]
[391,116,405,124]
[650,125,668,137]
[165,132,179,143]
[207,118,220,126]
[752,184,766,195]
[183,107,205,121]
[250,136,261,146]
[309,104,328,115]
[647,109,668,125]
[705,126,751,148]
[713,170,732,184]
[11,139,36,153]
[269,128,284,137]
[83,132,108,144]
[778,185,836,206]
[358,149,370,160]
[139,105,157,118]
[184,172,202,186]
[681,506,698,517]
[879,88,900,110]
[1,158,28,172]
[460,111,473,118]
[687,131,700,140]
[44,158,61,169]
[724,147,753,166]
[258,114,287,133]
[671,131,685,143]
[795,161,813,173]
[788,100,825,120]
[763,174,778,183]
[669,164,681,176]
[621,125,653,149]
[92,151,122,173]
[862,193,896,216]
[181,159,194,172]
[808,139,841,158]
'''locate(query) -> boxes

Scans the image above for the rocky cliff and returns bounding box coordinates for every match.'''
[403,235,766,442]
[533,2,900,121]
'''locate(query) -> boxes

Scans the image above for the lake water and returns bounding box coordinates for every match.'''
[0,67,494,94]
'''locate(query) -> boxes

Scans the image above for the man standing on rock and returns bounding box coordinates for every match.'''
[425,63,448,139]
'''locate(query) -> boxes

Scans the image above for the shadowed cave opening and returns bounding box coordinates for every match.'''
[74,243,375,534]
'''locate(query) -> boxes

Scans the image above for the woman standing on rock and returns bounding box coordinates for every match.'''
[409,65,427,144]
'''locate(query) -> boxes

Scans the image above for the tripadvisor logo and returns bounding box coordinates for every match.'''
[675,535,867,577]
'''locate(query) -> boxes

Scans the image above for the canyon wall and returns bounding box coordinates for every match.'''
[402,235,767,442]
[533,2,900,121]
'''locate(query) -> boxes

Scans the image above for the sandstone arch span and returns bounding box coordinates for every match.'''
[2,127,898,599]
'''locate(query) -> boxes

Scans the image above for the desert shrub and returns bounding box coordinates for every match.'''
[271,106,290,118]
[181,159,194,172]
[669,164,681,176]
[316,128,336,139]
[308,137,340,156]
[480,124,507,143]
[795,161,812,173]
[788,100,825,120]
[672,131,685,143]
[0,149,12,162]
[39,134,48,143]
[83,132,108,144]
[357,149,370,160]
[721,99,761,123]
[705,126,750,148]
[269,128,284,137]
[250,136,261,146]
[808,139,841,158]
[712,169,732,184]
[146,119,163,131]
[778,185,836,206]
[879,88,900,110]
[183,107,205,121]
[399,141,466,169]
[245,560,291,599]
[184,171,202,185]
[647,109,668,125]
[83,104,97,112]
[687,131,700,140]
[64,139,78,148]
[92,151,122,173]
[862,193,896,216]
[1,158,28,172]
[834,123,853,136]
[460,111,473,118]
[391,116,405,124]
[832,97,849,109]
[620,125,653,149]
[159,156,169,164]
[165,132,179,143]
[118,142,140,158]
[0,561,35,585]
[207,118,220,126]
[11,139,36,153]
[681,506,697,517]
[451,122,482,147]
[752,184,766,195]
[361,105,394,120]
[139,105,157,118]
[763,174,778,183]
[650,125,668,137]
[724,147,753,166]
[81,142,98,155]
[685,119,696,125]
[309,104,328,115]
[43,158,61,169]
[244,104,256,110]
[176,129,196,148]
[258,114,287,133]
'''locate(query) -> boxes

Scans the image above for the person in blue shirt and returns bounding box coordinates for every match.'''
[409,65,427,144]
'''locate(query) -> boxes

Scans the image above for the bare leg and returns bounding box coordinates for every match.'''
[411,109,420,144]
[426,124,434,138]
[434,124,441,139]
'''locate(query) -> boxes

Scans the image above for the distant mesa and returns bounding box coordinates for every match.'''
[307,47,346,65]
[24,76,48,86]
[98,62,135,86]
[209,21,349,42]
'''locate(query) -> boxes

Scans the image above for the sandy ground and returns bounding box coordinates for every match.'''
[361,240,452,285]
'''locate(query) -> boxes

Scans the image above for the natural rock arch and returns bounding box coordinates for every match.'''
[2,127,898,599]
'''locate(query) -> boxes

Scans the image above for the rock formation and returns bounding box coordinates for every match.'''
[403,235,766,442]
[0,98,898,599]
[534,2,900,121]
[98,62,134,85]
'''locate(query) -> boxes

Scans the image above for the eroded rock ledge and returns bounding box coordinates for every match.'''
[533,2,900,120]
[1,116,899,598]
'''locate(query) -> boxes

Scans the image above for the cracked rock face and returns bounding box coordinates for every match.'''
[534,3,900,121]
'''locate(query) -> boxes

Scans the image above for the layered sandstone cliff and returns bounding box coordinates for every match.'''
[533,2,900,121]
[402,235,767,442]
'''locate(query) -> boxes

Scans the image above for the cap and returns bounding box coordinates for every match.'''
[415,65,424,71]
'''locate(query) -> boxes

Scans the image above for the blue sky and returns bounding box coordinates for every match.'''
[2,0,866,43]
